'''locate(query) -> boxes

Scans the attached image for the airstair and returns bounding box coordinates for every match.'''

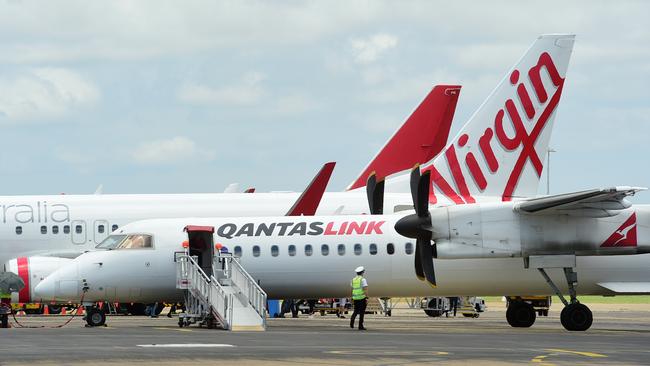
[175,226,267,331]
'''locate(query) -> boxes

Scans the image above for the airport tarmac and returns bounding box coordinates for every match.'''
[2,302,650,365]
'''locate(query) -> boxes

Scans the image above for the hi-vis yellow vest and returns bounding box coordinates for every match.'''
[351,276,365,300]
[0,291,11,299]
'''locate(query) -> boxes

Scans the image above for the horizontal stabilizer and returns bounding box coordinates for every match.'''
[515,186,646,217]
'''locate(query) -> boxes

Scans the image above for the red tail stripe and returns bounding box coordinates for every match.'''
[17,257,30,303]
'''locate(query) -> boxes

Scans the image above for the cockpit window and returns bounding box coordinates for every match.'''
[96,234,153,250]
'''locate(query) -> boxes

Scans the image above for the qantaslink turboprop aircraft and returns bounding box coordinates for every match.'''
[34,35,632,333]
[6,33,575,307]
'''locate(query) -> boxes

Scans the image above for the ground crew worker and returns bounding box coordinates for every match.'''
[0,290,11,328]
[350,266,368,330]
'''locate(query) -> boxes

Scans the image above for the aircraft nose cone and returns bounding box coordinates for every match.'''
[33,267,81,302]
[33,274,58,302]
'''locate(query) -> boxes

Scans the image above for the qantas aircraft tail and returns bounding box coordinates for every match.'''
[386,34,576,203]
[347,85,461,191]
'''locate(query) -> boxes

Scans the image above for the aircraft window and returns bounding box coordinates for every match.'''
[96,234,153,250]
[98,225,105,234]
[63,225,70,234]
[271,245,279,257]
[52,225,59,234]
[337,244,345,256]
[354,243,362,255]
[405,242,413,255]
[253,245,260,257]
[15,226,22,235]
[305,244,313,256]
[75,225,83,234]
[321,244,329,256]
[369,243,378,255]
[234,246,242,257]
[41,225,47,234]
[387,243,395,255]
[288,245,296,256]
[112,224,118,232]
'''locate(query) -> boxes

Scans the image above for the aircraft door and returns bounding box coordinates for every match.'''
[184,225,215,277]
[94,220,110,244]
[71,220,87,245]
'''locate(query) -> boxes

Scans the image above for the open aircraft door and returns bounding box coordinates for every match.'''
[183,225,215,277]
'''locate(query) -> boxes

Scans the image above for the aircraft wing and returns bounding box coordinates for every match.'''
[515,186,647,217]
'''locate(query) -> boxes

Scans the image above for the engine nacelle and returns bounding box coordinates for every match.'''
[430,202,650,260]
[4,256,72,303]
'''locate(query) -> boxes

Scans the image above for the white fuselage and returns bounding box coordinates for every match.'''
[35,208,650,304]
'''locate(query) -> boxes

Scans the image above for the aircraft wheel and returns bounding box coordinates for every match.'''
[86,307,106,327]
[560,303,592,331]
[424,309,443,317]
[48,305,63,315]
[506,301,536,328]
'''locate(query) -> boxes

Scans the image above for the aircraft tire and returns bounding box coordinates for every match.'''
[47,305,63,315]
[424,309,443,317]
[506,301,536,327]
[560,303,592,331]
[86,307,106,327]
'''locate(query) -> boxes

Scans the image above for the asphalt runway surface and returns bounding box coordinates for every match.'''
[2,303,650,365]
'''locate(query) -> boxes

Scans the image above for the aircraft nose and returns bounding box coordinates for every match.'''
[33,267,81,303]
[33,274,57,301]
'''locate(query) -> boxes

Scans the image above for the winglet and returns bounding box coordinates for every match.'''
[286,162,336,216]
[244,187,256,193]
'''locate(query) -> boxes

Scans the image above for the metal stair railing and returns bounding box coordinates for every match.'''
[224,254,267,324]
[176,254,230,329]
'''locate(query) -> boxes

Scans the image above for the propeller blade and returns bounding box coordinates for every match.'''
[416,170,431,218]
[414,243,424,281]
[417,233,436,287]
[365,173,385,215]
[410,166,421,215]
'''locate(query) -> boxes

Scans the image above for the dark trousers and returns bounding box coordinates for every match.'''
[350,298,367,329]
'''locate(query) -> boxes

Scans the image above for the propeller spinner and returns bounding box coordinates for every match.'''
[394,166,437,287]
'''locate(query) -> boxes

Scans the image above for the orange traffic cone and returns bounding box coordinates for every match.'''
[76,306,85,315]
[43,305,50,315]
[61,306,67,315]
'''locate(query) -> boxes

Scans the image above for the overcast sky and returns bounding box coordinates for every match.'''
[0,1,648,203]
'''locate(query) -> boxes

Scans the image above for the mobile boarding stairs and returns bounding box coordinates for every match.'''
[175,225,267,331]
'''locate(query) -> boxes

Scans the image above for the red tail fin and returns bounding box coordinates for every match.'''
[347,85,460,190]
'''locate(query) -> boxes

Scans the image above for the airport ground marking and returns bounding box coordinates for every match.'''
[545,348,607,358]
[137,343,235,348]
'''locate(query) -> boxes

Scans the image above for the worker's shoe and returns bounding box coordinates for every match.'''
[349,322,354,328]
[358,326,367,331]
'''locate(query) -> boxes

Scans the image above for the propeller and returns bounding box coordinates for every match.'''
[394,166,437,287]
[366,172,384,215]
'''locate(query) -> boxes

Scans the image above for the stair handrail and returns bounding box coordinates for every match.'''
[221,254,267,322]
[176,254,230,328]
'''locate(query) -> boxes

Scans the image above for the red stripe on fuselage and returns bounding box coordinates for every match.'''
[17,257,30,303]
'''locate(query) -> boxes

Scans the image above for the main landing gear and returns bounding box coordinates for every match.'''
[538,267,592,331]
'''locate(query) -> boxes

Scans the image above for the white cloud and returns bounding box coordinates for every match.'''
[178,72,266,106]
[131,136,215,164]
[350,34,398,64]
[273,93,320,116]
[0,67,99,122]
